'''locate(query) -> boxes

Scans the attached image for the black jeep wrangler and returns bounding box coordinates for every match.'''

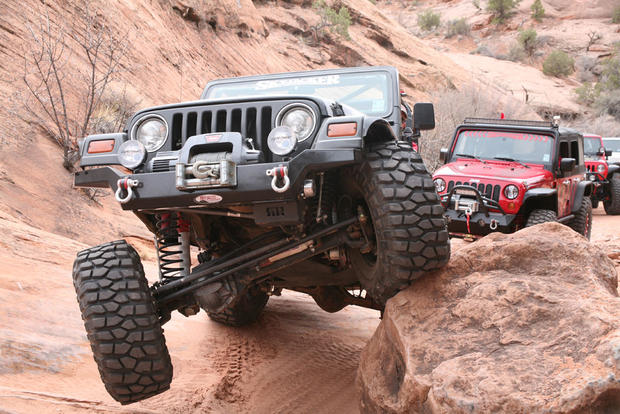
[72,66,450,403]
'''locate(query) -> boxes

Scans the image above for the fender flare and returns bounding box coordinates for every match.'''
[520,188,557,214]
[572,180,594,214]
[362,118,397,144]
[608,164,619,179]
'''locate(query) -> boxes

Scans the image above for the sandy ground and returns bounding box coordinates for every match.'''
[0,207,618,414]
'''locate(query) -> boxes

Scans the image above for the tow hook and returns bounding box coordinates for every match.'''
[490,219,498,230]
[266,165,290,193]
[115,177,139,204]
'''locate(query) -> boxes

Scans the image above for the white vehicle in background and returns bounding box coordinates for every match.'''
[603,137,620,165]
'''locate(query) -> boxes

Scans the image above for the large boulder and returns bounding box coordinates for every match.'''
[357,223,620,413]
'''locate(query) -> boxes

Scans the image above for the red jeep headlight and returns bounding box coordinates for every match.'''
[433,178,446,193]
[504,184,519,199]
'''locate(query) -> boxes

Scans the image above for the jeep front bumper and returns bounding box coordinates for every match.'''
[74,149,361,211]
[439,185,516,237]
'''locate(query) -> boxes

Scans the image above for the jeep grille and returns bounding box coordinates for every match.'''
[448,180,501,202]
[169,106,274,154]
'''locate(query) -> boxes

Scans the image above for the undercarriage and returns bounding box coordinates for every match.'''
[151,207,383,325]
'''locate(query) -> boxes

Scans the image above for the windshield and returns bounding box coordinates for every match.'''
[603,139,620,152]
[452,130,554,164]
[584,136,602,155]
[205,71,392,116]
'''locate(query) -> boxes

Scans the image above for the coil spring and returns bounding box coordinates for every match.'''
[156,212,190,281]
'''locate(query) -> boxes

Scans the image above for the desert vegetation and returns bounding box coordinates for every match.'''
[20,2,129,171]
[542,50,574,77]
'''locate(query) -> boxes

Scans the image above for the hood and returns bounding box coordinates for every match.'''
[433,159,552,186]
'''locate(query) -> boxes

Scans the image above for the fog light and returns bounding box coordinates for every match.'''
[118,140,146,170]
[267,126,297,156]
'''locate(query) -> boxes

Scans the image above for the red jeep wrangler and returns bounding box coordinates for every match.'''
[584,133,620,214]
[433,117,594,240]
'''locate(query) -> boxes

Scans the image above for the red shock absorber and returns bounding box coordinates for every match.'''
[155,212,192,281]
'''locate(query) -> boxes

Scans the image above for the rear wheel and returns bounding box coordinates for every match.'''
[568,197,592,240]
[349,142,450,307]
[604,176,620,215]
[525,209,557,227]
[72,240,173,404]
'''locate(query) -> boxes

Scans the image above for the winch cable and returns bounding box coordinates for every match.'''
[155,216,358,304]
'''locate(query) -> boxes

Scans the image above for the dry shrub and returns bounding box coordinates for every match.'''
[420,84,534,172]
[567,114,620,137]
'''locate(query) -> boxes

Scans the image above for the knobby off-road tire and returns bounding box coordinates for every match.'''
[568,196,592,240]
[206,286,269,327]
[525,209,557,227]
[604,176,620,215]
[72,240,173,404]
[350,141,450,307]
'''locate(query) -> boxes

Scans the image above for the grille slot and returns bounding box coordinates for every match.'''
[447,180,501,203]
[170,105,277,154]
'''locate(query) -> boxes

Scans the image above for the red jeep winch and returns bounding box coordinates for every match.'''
[433,117,594,240]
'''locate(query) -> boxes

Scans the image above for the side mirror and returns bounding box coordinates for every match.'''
[413,103,435,131]
[605,149,613,157]
[597,146,605,156]
[560,157,576,172]
[440,148,449,163]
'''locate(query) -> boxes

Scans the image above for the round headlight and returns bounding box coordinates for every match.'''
[434,178,446,193]
[504,184,519,200]
[133,115,168,152]
[118,140,146,170]
[267,126,297,156]
[597,163,605,173]
[276,104,316,142]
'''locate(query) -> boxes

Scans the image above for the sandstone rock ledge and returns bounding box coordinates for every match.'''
[357,223,620,414]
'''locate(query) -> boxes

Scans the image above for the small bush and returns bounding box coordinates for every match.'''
[507,43,526,62]
[472,0,481,11]
[531,0,545,21]
[487,0,521,23]
[575,82,598,105]
[418,9,441,31]
[613,6,620,24]
[518,28,538,56]
[446,18,470,38]
[543,50,574,77]
[311,0,352,41]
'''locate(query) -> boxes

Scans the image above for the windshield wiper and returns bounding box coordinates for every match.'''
[455,153,487,164]
[493,157,530,168]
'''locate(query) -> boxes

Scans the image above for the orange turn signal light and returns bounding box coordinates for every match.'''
[327,122,357,137]
[87,139,115,154]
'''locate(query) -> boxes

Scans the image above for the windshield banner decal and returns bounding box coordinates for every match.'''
[255,75,341,90]
[462,130,549,142]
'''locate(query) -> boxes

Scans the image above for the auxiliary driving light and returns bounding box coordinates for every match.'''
[118,140,146,170]
[267,126,297,156]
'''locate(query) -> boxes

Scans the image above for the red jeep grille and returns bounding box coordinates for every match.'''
[447,180,501,202]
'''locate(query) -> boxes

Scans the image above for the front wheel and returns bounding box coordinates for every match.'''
[568,197,592,240]
[72,240,173,404]
[525,209,557,227]
[350,142,450,307]
[604,176,620,215]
